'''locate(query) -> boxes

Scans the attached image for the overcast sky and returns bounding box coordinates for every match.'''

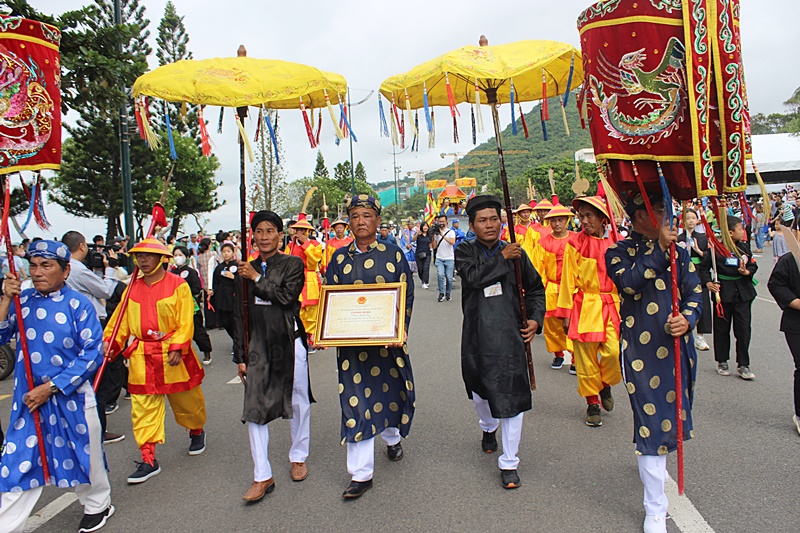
[26,0,800,240]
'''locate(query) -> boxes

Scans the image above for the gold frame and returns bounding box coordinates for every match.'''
[314,282,407,347]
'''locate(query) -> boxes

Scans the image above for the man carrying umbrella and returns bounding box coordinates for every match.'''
[104,239,207,485]
[323,194,415,500]
[234,211,313,502]
[455,195,545,489]
[285,215,323,344]
[605,193,702,533]
[0,241,114,533]
[556,196,621,427]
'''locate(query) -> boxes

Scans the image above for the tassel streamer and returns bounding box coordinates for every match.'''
[411,112,419,152]
[378,95,390,138]
[510,81,518,136]
[236,115,255,163]
[540,106,548,141]
[471,105,476,145]
[697,201,731,257]
[254,108,262,143]
[474,80,484,133]
[19,178,35,233]
[445,73,460,117]
[428,110,436,149]
[655,163,674,226]
[391,96,404,136]
[519,103,529,139]
[389,101,399,147]
[563,53,575,107]
[401,111,406,149]
[315,108,322,146]
[405,89,417,137]
[452,115,459,144]
[198,106,212,157]
[19,173,30,200]
[0,177,10,244]
[753,162,771,220]
[179,101,187,122]
[324,90,345,140]
[261,106,280,166]
[134,100,146,140]
[338,101,357,143]
[140,100,161,150]
[739,191,754,227]
[423,82,433,132]
[299,98,317,148]
[217,107,224,134]
[715,197,741,259]
[541,70,550,121]
[164,102,178,160]
[33,175,49,230]
[561,102,571,136]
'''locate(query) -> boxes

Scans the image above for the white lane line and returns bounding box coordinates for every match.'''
[666,478,715,533]
[24,492,78,532]
[755,296,776,305]
[227,375,242,384]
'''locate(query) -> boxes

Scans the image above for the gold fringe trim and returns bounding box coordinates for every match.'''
[236,116,255,163]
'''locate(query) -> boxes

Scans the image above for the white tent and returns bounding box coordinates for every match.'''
[748,133,800,173]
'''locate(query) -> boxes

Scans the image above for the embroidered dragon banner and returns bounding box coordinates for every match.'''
[577,0,750,199]
[0,16,61,175]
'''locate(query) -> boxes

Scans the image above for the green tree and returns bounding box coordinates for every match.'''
[783,87,800,134]
[313,151,329,179]
[249,109,285,211]
[333,161,352,192]
[155,1,197,137]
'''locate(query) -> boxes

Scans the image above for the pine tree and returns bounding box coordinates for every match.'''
[155,1,198,137]
[313,151,329,179]
[249,109,286,211]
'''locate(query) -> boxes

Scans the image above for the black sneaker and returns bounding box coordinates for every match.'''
[551,356,565,369]
[437,293,445,302]
[586,404,602,427]
[189,430,206,455]
[501,469,521,489]
[203,352,212,365]
[104,403,118,415]
[102,431,125,444]
[481,430,498,453]
[569,365,577,375]
[127,460,161,484]
[78,504,115,532]
[445,294,451,301]
[599,385,614,412]
[124,391,131,400]
[387,443,404,461]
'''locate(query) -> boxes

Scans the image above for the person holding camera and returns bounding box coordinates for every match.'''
[62,231,127,445]
[433,214,457,302]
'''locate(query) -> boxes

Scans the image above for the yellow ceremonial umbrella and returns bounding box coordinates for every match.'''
[132,46,348,358]
[380,37,584,390]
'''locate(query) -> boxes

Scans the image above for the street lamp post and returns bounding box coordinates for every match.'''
[115,0,134,240]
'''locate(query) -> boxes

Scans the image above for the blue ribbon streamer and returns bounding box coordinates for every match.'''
[378,96,389,137]
[165,104,177,160]
[563,54,575,107]
[261,108,280,166]
[510,85,518,136]
[657,163,674,227]
[541,106,548,141]
[423,89,433,132]
[19,184,35,233]
[339,102,357,143]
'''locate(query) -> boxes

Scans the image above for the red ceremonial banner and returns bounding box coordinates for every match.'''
[0,15,61,175]
[577,1,750,199]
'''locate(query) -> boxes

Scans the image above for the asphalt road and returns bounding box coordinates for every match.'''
[1,246,797,532]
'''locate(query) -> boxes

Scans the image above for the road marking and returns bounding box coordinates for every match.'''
[23,493,78,532]
[0,394,11,401]
[227,375,242,384]
[755,296,776,305]
[666,478,715,533]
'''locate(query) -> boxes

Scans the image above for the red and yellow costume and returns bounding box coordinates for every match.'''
[104,239,206,455]
[285,218,323,337]
[532,204,574,357]
[556,197,621,400]
[322,220,353,273]
[512,204,537,260]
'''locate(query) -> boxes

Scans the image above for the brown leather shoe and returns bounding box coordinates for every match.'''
[242,479,275,502]
[291,462,308,482]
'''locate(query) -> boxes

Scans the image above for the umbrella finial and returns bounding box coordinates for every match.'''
[479,35,488,46]
[237,45,247,57]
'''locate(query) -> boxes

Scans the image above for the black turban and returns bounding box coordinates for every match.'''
[250,210,283,232]
[466,195,503,216]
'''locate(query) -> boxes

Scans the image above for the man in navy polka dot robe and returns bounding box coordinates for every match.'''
[0,240,114,533]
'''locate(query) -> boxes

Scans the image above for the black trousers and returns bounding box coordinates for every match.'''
[203,292,218,329]
[697,287,713,335]
[785,333,800,417]
[193,310,213,354]
[218,310,236,347]
[95,355,126,434]
[712,300,752,367]
[416,255,431,284]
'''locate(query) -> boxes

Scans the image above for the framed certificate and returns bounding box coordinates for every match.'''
[314,282,407,346]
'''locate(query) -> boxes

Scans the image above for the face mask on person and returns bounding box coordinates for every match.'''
[174,255,187,267]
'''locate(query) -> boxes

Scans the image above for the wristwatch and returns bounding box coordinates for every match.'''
[49,382,59,395]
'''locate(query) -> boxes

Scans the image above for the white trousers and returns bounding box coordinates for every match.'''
[472,392,524,470]
[638,454,669,517]
[248,337,310,482]
[346,427,401,482]
[0,401,111,533]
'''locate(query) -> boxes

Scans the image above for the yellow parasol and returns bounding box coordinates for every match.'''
[380,37,584,391]
[131,46,348,360]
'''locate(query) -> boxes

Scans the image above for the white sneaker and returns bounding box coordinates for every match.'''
[643,514,667,533]
[422,283,428,289]
[694,334,710,351]
[793,414,800,436]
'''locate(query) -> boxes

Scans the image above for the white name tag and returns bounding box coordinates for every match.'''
[724,257,739,267]
[484,282,503,298]
[254,296,272,306]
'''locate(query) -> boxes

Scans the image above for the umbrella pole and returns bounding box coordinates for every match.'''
[486,88,536,391]
[238,107,250,363]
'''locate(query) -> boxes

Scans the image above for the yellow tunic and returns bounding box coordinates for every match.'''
[285,238,323,335]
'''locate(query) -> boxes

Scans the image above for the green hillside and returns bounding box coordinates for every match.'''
[424,93,592,185]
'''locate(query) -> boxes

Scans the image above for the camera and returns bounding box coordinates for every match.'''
[430,222,442,234]
[86,244,122,270]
